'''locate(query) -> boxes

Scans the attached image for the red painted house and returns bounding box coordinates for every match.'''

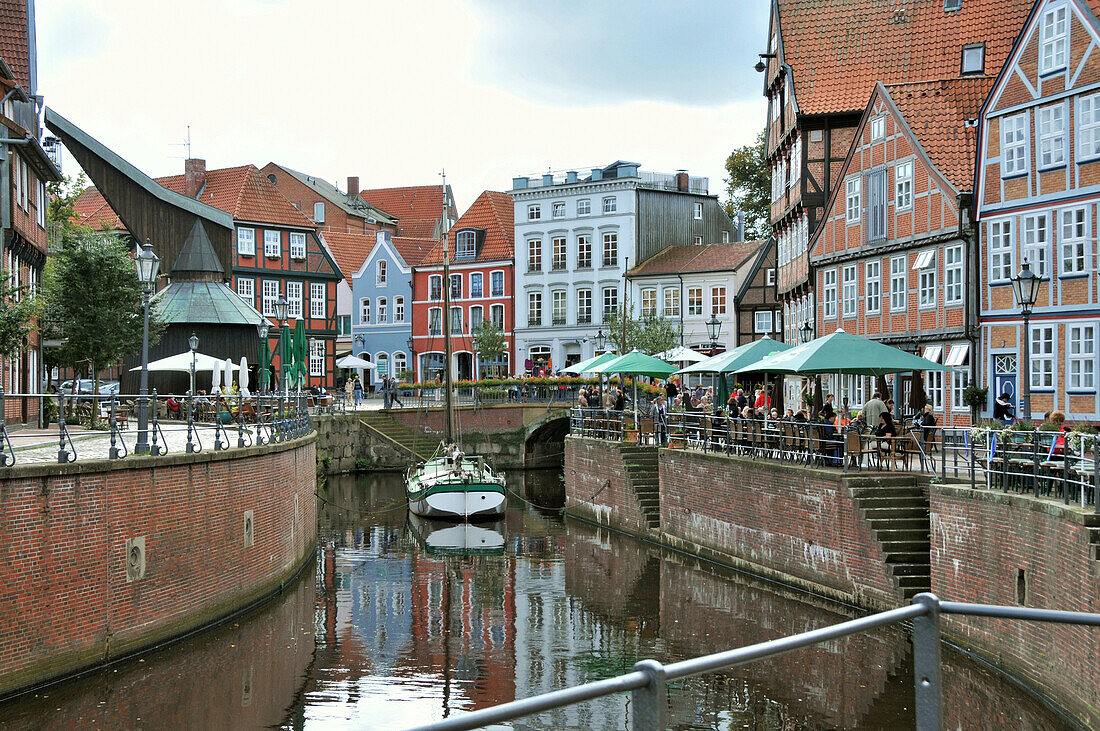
[810,79,989,426]
[410,191,514,381]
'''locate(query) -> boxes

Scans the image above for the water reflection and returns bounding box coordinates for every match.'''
[0,470,1069,730]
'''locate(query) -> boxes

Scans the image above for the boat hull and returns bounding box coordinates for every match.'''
[406,456,507,520]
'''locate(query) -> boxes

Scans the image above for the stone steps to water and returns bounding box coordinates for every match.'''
[619,445,660,530]
[359,413,434,461]
[863,506,929,521]
[851,483,933,602]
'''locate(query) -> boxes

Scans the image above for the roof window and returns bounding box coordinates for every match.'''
[962,43,985,75]
[944,0,962,11]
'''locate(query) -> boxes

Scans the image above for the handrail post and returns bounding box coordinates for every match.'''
[186,389,196,453]
[912,593,943,731]
[631,659,667,731]
[237,392,246,448]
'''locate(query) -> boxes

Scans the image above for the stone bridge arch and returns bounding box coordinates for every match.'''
[523,409,570,468]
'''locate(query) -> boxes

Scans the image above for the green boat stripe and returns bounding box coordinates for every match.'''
[407,483,507,501]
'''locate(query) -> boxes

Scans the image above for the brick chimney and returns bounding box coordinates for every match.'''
[184,159,207,198]
[675,170,689,192]
[347,176,359,197]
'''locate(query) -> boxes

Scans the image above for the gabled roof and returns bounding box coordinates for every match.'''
[775,0,1033,116]
[359,184,450,238]
[420,191,514,265]
[267,163,398,225]
[72,186,125,231]
[322,231,378,282]
[391,236,436,267]
[0,0,30,91]
[628,241,766,277]
[158,165,315,229]
[885,77,993,191]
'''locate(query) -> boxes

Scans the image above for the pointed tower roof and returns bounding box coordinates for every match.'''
[171,219,225,281]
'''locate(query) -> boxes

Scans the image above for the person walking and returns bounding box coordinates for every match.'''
[344,375,354,408]
[381,375,392,410]
[352,374,363,408]
[389,375,404,408]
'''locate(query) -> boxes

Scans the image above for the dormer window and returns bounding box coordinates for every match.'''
[943,0,962,11]
[456,230,476,259]
[961,43,985,75]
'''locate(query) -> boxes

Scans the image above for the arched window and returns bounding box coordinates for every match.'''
[456,230,476,259]
[376,352,389,381]
[429,275,443,301]
[377,297,388,323]
[392,351,407,380]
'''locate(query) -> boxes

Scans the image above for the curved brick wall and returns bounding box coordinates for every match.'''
[0,435,318,699]
[931,485,1100,729]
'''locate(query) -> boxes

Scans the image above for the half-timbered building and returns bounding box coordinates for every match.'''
[976,0,1100,421]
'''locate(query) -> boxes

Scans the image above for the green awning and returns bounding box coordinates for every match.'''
[591,350,677,378]
[735,329,958,376]
[675,336,791,375]
[562,351,620,375]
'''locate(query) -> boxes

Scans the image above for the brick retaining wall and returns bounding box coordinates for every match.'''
[930,485,1100,729]
[563,436,651,535]
[0,435,318,699]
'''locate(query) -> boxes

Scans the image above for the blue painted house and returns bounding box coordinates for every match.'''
[350,230,434,386]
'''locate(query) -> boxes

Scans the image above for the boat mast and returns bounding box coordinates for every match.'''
[440,172,454,444]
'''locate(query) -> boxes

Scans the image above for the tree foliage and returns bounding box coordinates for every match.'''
[0,270,39,360]
[472,319,506,360]
[723,129,771,240]
[46,172,89,231]
[41,226,165,385]
[604,298,682,356]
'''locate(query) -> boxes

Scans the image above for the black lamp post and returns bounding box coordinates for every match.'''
[1010,262,1043,421]
[275,295,289,388]
[595,328,606,353]
[406,336,415,380]
[799,320,814,344]
[134,239,160,455]
[186,332,198,453]
[257,321,270,395]
[706,314,723,354]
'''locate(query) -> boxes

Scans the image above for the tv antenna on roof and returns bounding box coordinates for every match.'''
[168,125,193,160]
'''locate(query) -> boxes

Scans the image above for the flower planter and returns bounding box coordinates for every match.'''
[667,434,684,449]
[623,429,639,444]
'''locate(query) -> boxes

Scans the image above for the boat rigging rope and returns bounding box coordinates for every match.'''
[314,490,409,517]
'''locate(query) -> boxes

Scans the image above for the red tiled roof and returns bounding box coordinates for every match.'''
[628,241,766,277]
[0,1,29,90]
[885,77,993,190]
[158,165,315,229]
[391,236,436,267]
[777,0,1033,116]
[421,191,515,265]
[72,186,125,231]
[359,185,447,238]
[321,231,376,281]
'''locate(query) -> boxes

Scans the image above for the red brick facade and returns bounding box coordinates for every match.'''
[0,437,317,698]
[977,0,1100,421]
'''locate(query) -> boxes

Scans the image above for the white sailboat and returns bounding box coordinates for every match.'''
[405,175,506,521]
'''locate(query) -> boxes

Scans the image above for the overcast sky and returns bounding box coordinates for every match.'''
[38,0,769,214]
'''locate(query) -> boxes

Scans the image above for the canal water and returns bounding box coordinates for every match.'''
[0,471,1069,730]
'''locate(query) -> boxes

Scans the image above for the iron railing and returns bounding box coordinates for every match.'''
[0,389,321,466]
[408,593,1100,731]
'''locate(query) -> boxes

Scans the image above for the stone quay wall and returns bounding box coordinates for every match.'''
[930,485,1100,730]
[0,435,318,700]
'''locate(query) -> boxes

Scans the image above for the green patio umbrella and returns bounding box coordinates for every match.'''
[591,350,677,429]
[562,351,620,375]
[735,329,957,376]
[675,336,791,375]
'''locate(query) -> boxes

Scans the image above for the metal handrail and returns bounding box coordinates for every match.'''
[409,594,1100,731]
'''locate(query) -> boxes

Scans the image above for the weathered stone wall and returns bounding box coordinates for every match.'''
[0,436,317,699]
[563,436,650,535]
[930,484,1100,730]
[314,415,408,473]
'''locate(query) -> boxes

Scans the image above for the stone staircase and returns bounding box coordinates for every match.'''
[620,445,661,531]
[359,411,438,462]
[851,482,931,601]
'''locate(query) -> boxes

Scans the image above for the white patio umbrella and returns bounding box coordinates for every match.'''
[212,361,223,394]
[336,354,377,370]
[224,358,235,389]
[654,345,708,364]
[239,356,250,397]
[129,351,241,373]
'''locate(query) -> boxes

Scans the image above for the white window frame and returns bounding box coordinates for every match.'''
[237,227,255,256]
[927,370,945,412]
[961,43,985,74]
[603,287,618,320]
[264,230,281,258]
[944,245,963,305]
[1068,324,1096,391]
[552,202,566,219]
[289,232,307,259]
[918,253,937,309]
[602,232,618,267]
[490,304,504,329]
[552,290,567,325]
[1001,113,1028,177]
[470,272,484,298]
[989,219,1014,282]
[449,273,462,301]
[262,279,279,316]
[377,296,388,323]
[1059,207,1088,275]
[890,255,907,312]
[552,236,567,270]
[577,289,592,324]
[429,306,442,335]
[528,292,542,326]
[711,286,727,316]
[490,270,505,297]
[470,305,484,332]
[602,196,617,213]
[429,274,443,301]
[755,311,773,333]
[360,297,371,324]
[1078,93,1100,161]
[394,296,405,323]
[663,287,680,317]
[456,230,476,258]
[577,199,591,216]
[687,287,703,317]
[895,160,913,210]
[865,260,881,314]
[1022,213,1049,276]
[693,202,703,220]
[313,201,325,223]
[1040,5,1068,74]
[528,204,541,221]
[641,288,657,317]
[1037,103,1067,169]
[450,306,463,333]
[576,234,592,268]
[951,369,970,412]
[309,339,325,377]
[822,268,838,319]
[870,115,885,141]
[286,281,302,318]
[528,238,542,271]
[236,277,255,307]
[1031,325,1055,390]
[376,260,387,287]
[845,177,861,223]
[310,282,325,318]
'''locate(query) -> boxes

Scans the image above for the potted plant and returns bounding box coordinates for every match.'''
[667,430,685,449]
[1067,424,1099,455]
[1003,419,1035,444]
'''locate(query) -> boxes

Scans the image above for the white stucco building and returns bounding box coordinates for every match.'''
[510,161,736,372]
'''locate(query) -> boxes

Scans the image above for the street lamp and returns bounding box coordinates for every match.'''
[594,328,606,353]
[799,321,814,344]
[1011,262,1044,421]
[274,295,289,428]
[706,314,723,353]
[134,239,160,455]
[257,320,270,394]
[186,332,198,453]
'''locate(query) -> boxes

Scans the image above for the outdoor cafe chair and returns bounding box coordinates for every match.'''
[845,429,876,471]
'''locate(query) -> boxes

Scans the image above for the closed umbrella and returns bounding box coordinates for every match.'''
[225,358,235,390]
[212,361,222,394]
[239,357,250,397]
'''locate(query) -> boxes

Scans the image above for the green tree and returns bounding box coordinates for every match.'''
[46,172,89,231]
[41,227,165,415]
[604,298,681,356]
[0,270,40,363]
[472,319,506,361]
[724,129,771,239]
